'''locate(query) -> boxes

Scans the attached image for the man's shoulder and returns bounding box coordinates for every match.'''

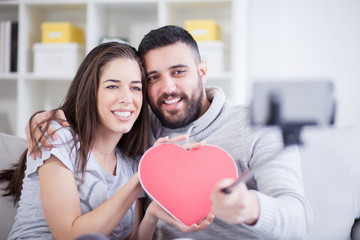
[226,103,250,122]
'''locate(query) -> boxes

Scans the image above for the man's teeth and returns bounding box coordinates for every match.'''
[113,111,131,118]
[164,98,180,104]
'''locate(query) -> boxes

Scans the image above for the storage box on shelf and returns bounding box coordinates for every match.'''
[33,43,85,76]
[185,19,221,42]
[41,22,84,45]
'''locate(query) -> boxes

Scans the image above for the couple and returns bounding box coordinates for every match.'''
[1,25,312,239]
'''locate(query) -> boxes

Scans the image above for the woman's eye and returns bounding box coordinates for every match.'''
[106,85,118,89]
[132,86,142,91]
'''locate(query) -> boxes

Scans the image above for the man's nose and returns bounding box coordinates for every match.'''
[161,76,176,94]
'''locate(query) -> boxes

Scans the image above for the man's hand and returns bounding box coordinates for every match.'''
[25,109,68,159]
[154,135,206,150]
[211,178,260,225]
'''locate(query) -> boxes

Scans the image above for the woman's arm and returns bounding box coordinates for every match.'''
[131,201,214,240]
[39,156,142,240]
[126,199,144,240]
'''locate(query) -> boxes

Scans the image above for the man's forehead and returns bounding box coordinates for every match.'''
[144,43,195,71]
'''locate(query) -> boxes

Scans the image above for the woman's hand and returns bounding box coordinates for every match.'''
[25,109,69,159]
[146,201,214,232]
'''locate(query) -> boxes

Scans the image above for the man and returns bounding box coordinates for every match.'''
[27,25,312,239]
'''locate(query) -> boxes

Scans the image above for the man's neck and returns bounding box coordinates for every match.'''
[199,96,211,118]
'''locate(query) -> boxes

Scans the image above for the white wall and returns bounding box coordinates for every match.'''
[247,0,360,126]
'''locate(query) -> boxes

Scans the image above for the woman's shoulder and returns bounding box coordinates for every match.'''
[25,121,78,177]
[48,121,76,145]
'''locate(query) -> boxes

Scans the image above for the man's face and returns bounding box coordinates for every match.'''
[143,42,207,128]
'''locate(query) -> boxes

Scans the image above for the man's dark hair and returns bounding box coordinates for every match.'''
[138,25,201,63]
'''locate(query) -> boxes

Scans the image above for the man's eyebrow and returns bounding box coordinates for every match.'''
[146,71,157,76]
[170,64,188,69]
[146,64,189,76]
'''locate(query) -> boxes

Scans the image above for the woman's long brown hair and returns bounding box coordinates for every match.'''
[0,42,149,204]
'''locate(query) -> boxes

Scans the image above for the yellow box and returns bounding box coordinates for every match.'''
[184,19,221,42]
[41,22,84,45]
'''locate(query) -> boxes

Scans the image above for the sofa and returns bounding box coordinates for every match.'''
[1,126,360,239]
[0,132,26,239]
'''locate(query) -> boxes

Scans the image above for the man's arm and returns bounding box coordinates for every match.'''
[25,109,68,159]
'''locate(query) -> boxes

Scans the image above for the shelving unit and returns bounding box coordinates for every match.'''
[0,0,248,137]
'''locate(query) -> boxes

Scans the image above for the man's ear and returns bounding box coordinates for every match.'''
[199,60,208,84]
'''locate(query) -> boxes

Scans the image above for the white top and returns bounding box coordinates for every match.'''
[9,122,142,240]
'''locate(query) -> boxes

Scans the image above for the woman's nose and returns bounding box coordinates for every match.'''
[118,88,132,104]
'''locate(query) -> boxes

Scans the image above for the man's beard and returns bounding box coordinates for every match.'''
[150,79,204,129]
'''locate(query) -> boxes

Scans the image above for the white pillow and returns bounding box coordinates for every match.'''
[300,126,360,240]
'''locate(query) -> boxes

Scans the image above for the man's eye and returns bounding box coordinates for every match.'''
[174,70,186,75]
[148,75,159,81]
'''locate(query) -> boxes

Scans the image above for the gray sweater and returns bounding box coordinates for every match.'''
[148,87,313,240]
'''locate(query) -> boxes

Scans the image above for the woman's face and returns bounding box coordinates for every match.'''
[97,58,143,137]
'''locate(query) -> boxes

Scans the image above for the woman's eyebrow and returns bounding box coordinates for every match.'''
[103,79,120,83]
[103,79,142,84]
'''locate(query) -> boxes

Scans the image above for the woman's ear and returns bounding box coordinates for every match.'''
[199,60,208,84]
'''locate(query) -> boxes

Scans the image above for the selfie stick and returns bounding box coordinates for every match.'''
[221,94,311,194]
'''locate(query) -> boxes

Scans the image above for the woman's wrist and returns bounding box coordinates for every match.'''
[143,207,159,225]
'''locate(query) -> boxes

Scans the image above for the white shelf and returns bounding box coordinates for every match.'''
[23,73,74,81]
[0,73,18,80]
[0,0,247,137]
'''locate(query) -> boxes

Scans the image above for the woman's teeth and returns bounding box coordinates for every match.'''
[113,111,131,118]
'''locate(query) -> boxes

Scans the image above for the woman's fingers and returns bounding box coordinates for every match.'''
[195,213,214,231]
[148,201,212,233]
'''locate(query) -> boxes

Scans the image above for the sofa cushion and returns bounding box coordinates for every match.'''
[300,125,360,240]
[0,133,26,239]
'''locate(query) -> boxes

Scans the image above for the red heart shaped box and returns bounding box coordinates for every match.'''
[139,143,238,226]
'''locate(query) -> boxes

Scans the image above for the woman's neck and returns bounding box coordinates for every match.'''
[92,131,122,175]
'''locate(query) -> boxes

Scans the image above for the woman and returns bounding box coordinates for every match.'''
[0,42,211,239]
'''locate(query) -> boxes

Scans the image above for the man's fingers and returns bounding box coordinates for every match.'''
[47,124,58,141]
[181,140,206,150]
[38,127,52,151]
[166,134,188,143]
[55,109,69,127]
[154,135,189,146]
[154,136,169,146]
[25,125,36,159]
